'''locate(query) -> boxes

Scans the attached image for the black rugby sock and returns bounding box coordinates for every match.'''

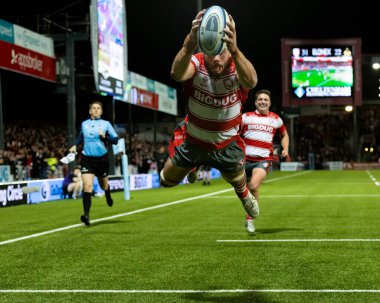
[83,192,92,217]
[105,188,111,200]
[105,187,113,201]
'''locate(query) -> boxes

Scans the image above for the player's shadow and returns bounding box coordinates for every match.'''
[254,227,301,234]
[184,290,280,303]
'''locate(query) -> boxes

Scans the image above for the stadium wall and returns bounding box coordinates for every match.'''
[0,168,222,207]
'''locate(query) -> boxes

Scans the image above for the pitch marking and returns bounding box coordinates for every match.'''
[0,172,308,246]
[217,239,380,243]
[211,194,380,198]
[0,289,379,293]
[367,170,380,186]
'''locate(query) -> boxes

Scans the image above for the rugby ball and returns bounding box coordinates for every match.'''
[198,5,228,56]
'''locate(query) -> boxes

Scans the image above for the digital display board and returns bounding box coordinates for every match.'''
[90,0,127,98]
[291,46,353,98]
[281,38,362,107]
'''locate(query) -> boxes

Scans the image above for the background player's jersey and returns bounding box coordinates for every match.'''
[241,110,286,162]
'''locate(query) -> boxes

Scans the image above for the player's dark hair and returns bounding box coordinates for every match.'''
[254,89,271,100]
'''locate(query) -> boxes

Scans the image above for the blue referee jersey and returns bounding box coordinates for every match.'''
[76,118,118,157]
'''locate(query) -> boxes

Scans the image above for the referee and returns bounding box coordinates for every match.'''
[69,101,119,226]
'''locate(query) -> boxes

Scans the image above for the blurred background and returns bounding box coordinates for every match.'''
[0,0,379,182]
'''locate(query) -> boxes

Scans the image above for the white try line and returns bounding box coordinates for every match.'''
[210,194,380,199]
[0,289,380,293]
[217,239,380,243]
[0,171,308,246]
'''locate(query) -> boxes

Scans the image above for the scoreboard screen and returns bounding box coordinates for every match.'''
[281,38,362,107]
[291,46,353,98]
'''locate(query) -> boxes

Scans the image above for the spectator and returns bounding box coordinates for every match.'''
[62,166,82,199]
[154,145,169,174]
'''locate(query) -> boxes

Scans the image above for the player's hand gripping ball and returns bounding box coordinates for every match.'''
[198,5,228,56]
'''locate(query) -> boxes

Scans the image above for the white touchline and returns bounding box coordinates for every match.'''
[263,171,311,183]
[217,239,380,243]
[208,194,380,198]
[0,189,232,246]
[0,171,309,246]
[0,289,379,293]
[366,170,380,186]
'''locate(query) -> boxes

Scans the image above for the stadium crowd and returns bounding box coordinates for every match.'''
[0,122,169,181]
[294,105,380,167]
[1,123,68,181]
[1,104,379,181]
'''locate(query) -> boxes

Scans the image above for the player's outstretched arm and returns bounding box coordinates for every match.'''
[171,9,205,82]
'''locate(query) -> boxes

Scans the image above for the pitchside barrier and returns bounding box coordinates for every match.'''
[280,161,345,171]
[280,162,305,171]
[0,168,222,207]
[280,161,380,171]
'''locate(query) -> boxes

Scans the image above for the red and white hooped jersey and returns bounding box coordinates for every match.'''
[241,110,286,161]
[183,53,249,150]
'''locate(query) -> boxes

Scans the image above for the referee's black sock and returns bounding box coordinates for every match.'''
[83,192,92,217]
[105,187,113,207]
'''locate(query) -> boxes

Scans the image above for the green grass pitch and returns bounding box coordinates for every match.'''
[292,69,353,87]
[1,170,380,303]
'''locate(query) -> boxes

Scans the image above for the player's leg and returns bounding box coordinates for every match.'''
[160,139,200,187]
[202,168,207,185]
[211,141,259,218]
[160,158,192,187]
[93,154,113,207]
[202,167,210,185]
[62,184,69,199]
[81,172,95,225]
[245,162,270,233]
[245,215,255,233]
[74,180,83,199]
[206,169,211,185]
[248,167,267,201]
[221,170,259,219]
[98,176,113,206]
[67,183,76,199]
[187,166,202,183]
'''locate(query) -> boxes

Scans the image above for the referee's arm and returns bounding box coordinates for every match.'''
[69,132,84,153]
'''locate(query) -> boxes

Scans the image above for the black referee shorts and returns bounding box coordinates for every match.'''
[80,154,110,178]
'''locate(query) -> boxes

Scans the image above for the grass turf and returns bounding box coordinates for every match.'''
[0,170,379,303]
